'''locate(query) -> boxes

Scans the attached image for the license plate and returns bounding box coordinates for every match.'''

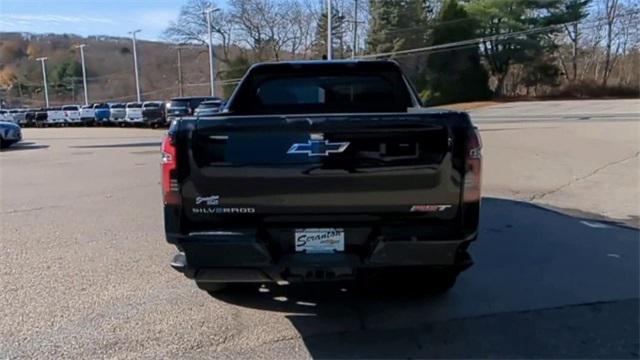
[295,228,344,253]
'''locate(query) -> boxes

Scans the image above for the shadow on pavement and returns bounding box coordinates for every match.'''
[1,142,49,152]
[210,197,639,358]
[71,141,161,149]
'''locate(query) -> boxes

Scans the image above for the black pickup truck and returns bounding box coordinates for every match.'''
[162,60,482,293]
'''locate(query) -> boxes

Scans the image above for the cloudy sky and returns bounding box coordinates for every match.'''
[0,0,201,40]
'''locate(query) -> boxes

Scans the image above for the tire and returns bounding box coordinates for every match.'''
[0,137,5,149]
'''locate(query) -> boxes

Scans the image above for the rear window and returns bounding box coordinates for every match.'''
[62,106,79,111]
[198,102,222,109]
[110,104,124,109]
[126,103,142,108]
[169,100,189,108]
[257,76,395,106]
[94,103,109,109]
[143,103,160,108]
[229,64,414,114]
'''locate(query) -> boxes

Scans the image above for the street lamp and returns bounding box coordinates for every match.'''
[74,44,89,106]
[128,29,142,102]
[327,0,333,60]
[36,57,49,107]
[204,7,219,97]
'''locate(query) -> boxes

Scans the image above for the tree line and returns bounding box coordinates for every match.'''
[165,0,639,103]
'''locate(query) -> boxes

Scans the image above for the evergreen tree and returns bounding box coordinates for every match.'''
[466,0,568,96]
[424,0,491,105]
[367,0,430,54]
[312,4,347,59]
[50,59,82,94]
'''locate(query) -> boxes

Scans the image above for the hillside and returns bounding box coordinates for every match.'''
[0,32,223,107]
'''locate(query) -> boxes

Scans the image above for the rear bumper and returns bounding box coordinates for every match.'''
[169,231,475,282]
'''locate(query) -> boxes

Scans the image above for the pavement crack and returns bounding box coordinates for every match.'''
[529,151,639,202]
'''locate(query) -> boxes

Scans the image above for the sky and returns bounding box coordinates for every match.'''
[0,0,211,41]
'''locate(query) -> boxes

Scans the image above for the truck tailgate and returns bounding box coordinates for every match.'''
[177,112,470,224]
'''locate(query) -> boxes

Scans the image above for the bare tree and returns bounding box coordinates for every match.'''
[163,0,234,63]
[601,0,620,86]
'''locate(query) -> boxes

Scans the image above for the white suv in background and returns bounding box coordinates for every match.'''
[46,107,66,126]
[80,105,96,126]
[62,105,82,125]
[125,102,143,126]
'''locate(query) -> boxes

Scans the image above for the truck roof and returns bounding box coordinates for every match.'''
[247,59,400,72]
[226,59,416,114]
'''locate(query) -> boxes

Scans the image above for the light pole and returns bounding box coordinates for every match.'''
[129,29,142,102]
[176,47,184,97]
[74,44,89,105]
[36,57,49,107]
[327,0,333,60]
[204,7,219,97]
[352,0,358,59]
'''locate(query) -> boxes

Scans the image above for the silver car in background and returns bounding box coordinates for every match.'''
[109,103,126,126]
[0,121,22,149]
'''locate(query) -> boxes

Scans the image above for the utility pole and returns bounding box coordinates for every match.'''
[204,7,219,97]
[74,44,89,105]
[352,0,358,59]
[129,29,142,102]
[177,47,184,97]
[36,57,49,107]
[327,0,333,60]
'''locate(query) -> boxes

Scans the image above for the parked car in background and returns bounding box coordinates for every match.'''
[46,107,66,126]
[16,109,30,126]
[125,102,143,126]
[8,109,25,124]
[0,121,22,149]
[194,100,224,117]
[0,110,8,122]
[141,101,166,128]
[23,108,38,127]
[35,109,48,127]
[62,105,82,125]
[80,105,96,126]
[109,103,126,125]
[93,103,110,125]
[166,96,220,122]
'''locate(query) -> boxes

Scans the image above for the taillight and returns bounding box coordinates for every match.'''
[463,128,482,202]
[161,135,180,205]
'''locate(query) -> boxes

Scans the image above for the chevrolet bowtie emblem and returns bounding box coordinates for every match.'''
[287,140,350,156]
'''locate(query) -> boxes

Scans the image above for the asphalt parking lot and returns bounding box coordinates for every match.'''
[1,99,639,358]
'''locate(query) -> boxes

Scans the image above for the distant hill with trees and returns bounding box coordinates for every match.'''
[1,0,638,108]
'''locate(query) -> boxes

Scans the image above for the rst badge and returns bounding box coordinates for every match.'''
[287,140,349,157]
[410,204,452,212]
